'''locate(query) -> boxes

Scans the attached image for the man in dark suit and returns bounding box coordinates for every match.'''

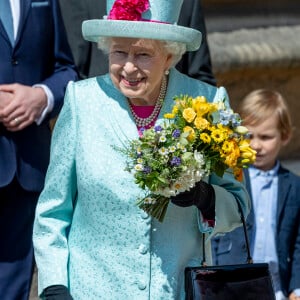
[59,0,216,85]
[177,0,216,85]
[0,0,77,299]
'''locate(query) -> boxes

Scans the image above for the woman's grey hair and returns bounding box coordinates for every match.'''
[97,37,186,67]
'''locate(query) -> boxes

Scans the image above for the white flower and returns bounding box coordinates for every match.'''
[134,164,143,171]
[159,135,167,143]
[137,158,144,164]
[169,145,176,153]
[144,197,156,204]
[194,151,205,166]
[217,101,226,110]
[136,146,142,155]
[235,125,249,135]
[159,147,169,155]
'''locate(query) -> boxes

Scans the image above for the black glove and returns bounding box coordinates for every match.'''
[171,181,215,220]
[43,285,73,300]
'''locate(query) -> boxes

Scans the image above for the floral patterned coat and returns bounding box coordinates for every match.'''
[33,68,250,299]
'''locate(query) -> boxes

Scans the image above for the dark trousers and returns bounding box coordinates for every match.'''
[0,177,39,300]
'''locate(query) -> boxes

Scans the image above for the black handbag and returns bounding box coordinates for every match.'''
[184,200,276,300]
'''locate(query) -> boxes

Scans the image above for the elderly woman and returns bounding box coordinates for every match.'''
[33,0,250,299]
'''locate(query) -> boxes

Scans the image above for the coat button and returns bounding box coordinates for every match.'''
[11,59,18,65]
[141,211,149,219]
[138,281,146,290]
[138,244,148,254]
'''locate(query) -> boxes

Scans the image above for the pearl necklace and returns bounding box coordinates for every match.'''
[128,75,167,127]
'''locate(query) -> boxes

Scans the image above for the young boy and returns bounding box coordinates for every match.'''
[212,89,300,300]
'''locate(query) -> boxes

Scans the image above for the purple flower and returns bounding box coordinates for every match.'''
[172,129,181,138]
[143,166,151,174]
[170,156,181,167]
[139,127,146,136]
[154,125,163,132]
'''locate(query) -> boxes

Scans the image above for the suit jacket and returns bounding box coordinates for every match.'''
[33,69,249,298]
[58,0,107,79]
[0,0,78,191]
[58,0,216,85]
[176,0,216,85]
[212,166,300,296]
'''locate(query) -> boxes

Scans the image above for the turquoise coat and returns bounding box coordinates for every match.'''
[33,69,250,299]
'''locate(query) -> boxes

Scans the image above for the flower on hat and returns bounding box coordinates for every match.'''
[108,0,150,21]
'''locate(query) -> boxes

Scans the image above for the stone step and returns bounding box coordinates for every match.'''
[207,25,300,72]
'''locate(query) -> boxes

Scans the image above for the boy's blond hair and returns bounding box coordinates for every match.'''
[239,89,293,140]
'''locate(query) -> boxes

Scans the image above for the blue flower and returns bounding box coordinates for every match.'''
[172,129,181,138]
[143,166,151,174]
[140,127,146,134]
[170,156,181,167]
[230,113,242,127]
[219,110,231,125]
[154,125,163,132]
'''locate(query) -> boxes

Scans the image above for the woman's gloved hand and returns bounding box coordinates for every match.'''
[170,181,215,220]
[43,285,73,300]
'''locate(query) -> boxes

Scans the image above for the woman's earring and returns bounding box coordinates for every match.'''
[165,70,169,76]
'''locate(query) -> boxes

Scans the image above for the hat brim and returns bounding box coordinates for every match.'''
[82,19,202,51]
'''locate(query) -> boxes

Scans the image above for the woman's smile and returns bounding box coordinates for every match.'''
[121,76,144,87]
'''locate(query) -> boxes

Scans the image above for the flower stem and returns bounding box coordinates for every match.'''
[137,196,170,222]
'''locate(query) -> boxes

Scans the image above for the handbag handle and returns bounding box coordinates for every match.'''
[201,199,253,265]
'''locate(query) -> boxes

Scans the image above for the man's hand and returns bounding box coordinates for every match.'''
[0,83,47,131]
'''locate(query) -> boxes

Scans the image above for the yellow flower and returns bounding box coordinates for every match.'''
[220,140,240,167]
[222,140,236,153]
[241,152,254,159]
[217,124,232,136]
[239,140,256,163]
[239,139,252,150]
[234,167,244,181]
[224,151,239,167]
[196,102,212,117]
[183,107,196,123]
[172,105,179,115]
[211,128,225,143]
[194,116,210,130]
[241,158,251,164]
[164,113,175,119]
[194,96,207,103]
[183,126,195,142]
[200,132,211,144]
[192,96,206,111]
[177,95,191,108]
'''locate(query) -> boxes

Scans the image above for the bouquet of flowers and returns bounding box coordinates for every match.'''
[118,95,256,222]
